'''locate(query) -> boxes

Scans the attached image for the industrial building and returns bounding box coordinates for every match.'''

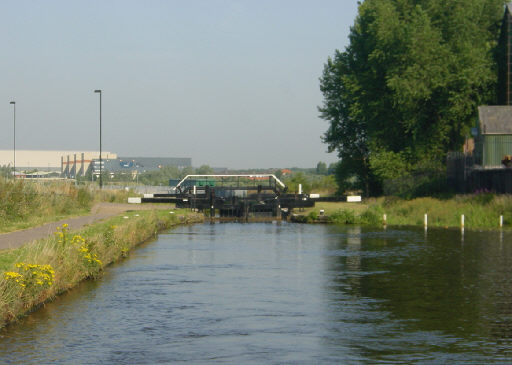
[61,152,117,178]
[0,150,114,175]
[62,155,192,179]
[0,151,192,179]
[100,157,192,179]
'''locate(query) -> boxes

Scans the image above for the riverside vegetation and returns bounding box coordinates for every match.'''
[0,179,132,233]
[0,209,202,329]
[299,193,511,230]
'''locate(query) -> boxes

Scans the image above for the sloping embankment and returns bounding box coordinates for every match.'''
[0,209,203,329]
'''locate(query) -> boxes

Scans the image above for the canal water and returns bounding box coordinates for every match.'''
[0,222,511,364]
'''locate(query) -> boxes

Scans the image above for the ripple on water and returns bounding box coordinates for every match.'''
[1,223,512,364]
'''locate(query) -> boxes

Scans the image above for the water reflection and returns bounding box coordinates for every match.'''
[1,223,511,363]
[322,226,512,362]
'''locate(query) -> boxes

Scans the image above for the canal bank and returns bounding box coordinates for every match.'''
[0,209,203,329]
[291,195,512,230]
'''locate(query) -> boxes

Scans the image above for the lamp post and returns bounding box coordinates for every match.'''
[9,101,15,179]
[94,90,102,188]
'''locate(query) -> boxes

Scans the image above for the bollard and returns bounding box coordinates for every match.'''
[461,214,465,228]
[500,215,504,228]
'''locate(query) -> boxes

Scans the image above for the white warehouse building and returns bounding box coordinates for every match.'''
[0,150,117,177]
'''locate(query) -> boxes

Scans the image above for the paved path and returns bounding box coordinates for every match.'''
[0,203,174,250]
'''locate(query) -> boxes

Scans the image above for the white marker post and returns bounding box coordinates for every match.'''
[424,214,428,230]
[383,214,387,225]
[500,215,504,228]
[461,214,465,228]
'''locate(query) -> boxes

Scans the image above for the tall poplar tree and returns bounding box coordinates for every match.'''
[320,0,504,195]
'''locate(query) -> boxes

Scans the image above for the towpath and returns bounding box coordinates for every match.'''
[0,203,174,250]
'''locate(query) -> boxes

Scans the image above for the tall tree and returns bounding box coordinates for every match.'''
[320,0,504,195]
[316,161,328,175]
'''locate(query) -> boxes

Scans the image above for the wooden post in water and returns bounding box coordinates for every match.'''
[461,214,465,228]
[424,214,428,230]
[383,214,387,226]
[500,215,504,228]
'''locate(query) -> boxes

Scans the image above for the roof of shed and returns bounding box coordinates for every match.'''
[478,106,512,134]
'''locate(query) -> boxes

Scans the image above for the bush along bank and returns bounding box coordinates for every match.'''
[0,179,92,233]
[0,178,140,234]
[293,195,512,230]
[0,209,203,329]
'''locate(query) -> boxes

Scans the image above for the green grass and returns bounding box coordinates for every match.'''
[299,194,512,229]
[300,201,369,216]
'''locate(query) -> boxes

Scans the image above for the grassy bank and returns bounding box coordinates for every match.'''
[298,194,512,229]
[0,179,136,233]
[0,209,203,329]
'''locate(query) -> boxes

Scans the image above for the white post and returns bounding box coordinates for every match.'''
[298,183,302,195]
[461,214,465,228]
[383,214,387,225]
[424,214,428,230]
[500,215,504,228]
[193,185,196,195]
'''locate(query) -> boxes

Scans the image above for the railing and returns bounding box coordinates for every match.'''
[173,174,286,191]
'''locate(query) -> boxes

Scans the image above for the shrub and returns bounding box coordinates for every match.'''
[360,207,383,226]
[329,209,357,224]
[304,211,318,223]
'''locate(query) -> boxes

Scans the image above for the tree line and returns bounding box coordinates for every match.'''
[319,0,505,196]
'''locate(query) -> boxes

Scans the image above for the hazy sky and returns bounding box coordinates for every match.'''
[0,1,359,169]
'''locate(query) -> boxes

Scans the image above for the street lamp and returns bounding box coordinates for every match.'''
[94,89,102,188]
[9,101,15,179]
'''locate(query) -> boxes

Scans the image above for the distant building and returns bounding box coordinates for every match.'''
[100,157,192,179]
[0,150,192,179]
[0,150,115,177]
[61,151,117,178]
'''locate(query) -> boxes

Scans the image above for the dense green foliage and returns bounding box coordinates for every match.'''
[320,0,504,196]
